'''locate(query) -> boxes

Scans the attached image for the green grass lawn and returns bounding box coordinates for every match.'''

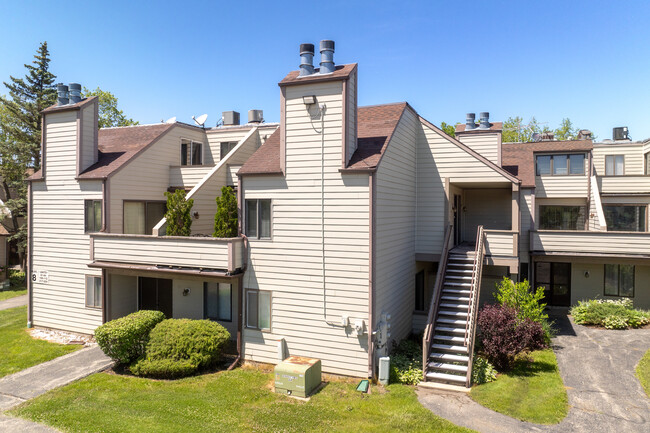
[11,367,473,433]
[0,286,27,301]
[0,306,80,378]
[637,348,650,397]
[470,349,568,424]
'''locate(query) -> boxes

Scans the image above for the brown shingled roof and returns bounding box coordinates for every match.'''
[279,64,357,87]
[238,129,282,175]
[456,122,503,133]
[501,140,593,187]
[41,96,97,114]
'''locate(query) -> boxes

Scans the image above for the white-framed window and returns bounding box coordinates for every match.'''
[85,275,102,308]
[204,282,231,322]
[181,139,203,166]
[535,154,585,176]
[245,289,271,331]
[605,155,624,176]
[604,264,634,297]
[220,142,237,160]
[84,200,102,233]
[245,199,271,239]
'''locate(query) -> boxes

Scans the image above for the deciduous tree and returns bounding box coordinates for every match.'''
[82,87,138,128]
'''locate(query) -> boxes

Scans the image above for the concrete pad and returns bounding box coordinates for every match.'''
[0,294,28,311]
[0,415,60,432]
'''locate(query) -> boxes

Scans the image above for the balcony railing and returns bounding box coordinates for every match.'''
[598,175,650,195]
[484,230,518,258]
[90,233,244,273]
[530,230,650,257]
[535,175,589,198]
[169,165,214,188]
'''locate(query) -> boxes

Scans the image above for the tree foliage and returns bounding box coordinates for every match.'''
[82,87,138,129]
[502,116,587,143]
[0,42,57,262]
[164,189,194,236]
[440,121,456,138]
[213,186,238,238]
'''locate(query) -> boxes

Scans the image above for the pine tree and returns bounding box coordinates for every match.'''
[0,41,57,267]
[213,186,238,237]
[164,189,194,236]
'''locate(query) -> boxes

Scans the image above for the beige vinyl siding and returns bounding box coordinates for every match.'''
[242,80,370,377]
[227,165,241,187]
[484,230,517,257]
[374,107,417,352]
[169,166,212,188]
[598,176,650,194]
[416,121,515,255]
[531,230,650,256]
[205,127,257,165]
[109,126,206,234]
[535,175,589,198]
[593,143,644,175]
[457,133,499,164]
[108,274,137,320]
[520,189,534,257]
[346,69,357,164]
[462,188,511,240]
[80,102,97,173]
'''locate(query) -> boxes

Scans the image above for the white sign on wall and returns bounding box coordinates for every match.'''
[31,270,49,284]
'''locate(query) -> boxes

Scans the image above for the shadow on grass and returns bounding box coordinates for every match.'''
[506,356,558,377]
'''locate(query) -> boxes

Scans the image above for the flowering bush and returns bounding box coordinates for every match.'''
[571,298,650,329]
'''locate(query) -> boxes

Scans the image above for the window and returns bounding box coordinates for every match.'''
[536,154,584,176]
[85,275,102,308]
[245,199,271,239]
[220,142,237,160]
[605,155,624,176]
[539,205,584,230]
[414,271,425,311]
[604,264,634,297]
[645,152,650,175]
[246,289,271,330]
[205,283,232,322]
[180,139,203,166]
[84,200,102,232]
[124,201,167,235]
[604,205,646,232]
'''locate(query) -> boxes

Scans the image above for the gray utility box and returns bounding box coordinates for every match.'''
[274,356,321,398]
[222,111,240,126]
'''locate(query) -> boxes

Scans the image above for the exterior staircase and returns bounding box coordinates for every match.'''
[421,225,485,391]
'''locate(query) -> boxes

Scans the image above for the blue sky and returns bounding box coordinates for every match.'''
[1,0,649,140]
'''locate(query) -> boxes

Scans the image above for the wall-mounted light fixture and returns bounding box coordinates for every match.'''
[302,95,316,105]
[183,288,191,296]
[584,271,590,278]
[192,211,199,219]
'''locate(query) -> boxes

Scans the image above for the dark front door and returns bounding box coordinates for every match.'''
[535,262,571,306]
[453,194,462,245]
[138,277,173,318]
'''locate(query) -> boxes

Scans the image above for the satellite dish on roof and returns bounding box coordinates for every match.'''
[532,132,541,142]
[165,116,177,124]
[192,114,208,127]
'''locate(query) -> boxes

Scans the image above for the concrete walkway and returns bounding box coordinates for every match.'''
[0,294,28,311]
[0,346,113,432]
[418,313,650,433]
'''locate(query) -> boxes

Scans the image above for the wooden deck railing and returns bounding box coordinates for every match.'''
[464,225,485,387]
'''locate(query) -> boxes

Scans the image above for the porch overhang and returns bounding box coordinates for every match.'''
[88,261,239,281]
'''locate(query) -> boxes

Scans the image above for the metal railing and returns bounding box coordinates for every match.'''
[422,223,453,381]
[464,225,485,387]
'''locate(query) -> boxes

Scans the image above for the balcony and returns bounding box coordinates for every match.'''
[169,165,213,188]
[530,230,650,258]
[535,175,588,198]
[483,230,519,271]
[598,175,650,195]
[89,233,244,275]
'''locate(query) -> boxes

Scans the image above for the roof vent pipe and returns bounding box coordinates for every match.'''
[465,113,476,130]
[479,112,490,129]
[68,83,82,104]
[299,44,315,77]
[56,83,69,105]
[319,40,335,74]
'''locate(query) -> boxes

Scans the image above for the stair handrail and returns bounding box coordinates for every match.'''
[422,223,453,381]
[464,225,485,387]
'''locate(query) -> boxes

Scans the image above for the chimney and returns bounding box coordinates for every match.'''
[319,40,335,74]
[222,111,240,126]
[56,83,69,105]
[299,44,315,76]
[478,112,490,129]
[68,83,82,104]
[465,113,477,130]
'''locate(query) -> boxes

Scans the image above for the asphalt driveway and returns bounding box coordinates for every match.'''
[418,311,650,433]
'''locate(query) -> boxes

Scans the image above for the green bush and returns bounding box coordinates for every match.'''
[130,319,230,378]
[9,269,25,287]
[213,186,238,237]
[389,338,423,385]
[571,299,650,329]
[495,277,547,323]
[471,356,497,385]
[94,310,165,364]
[603,315,628,330]
[164,189,194,236]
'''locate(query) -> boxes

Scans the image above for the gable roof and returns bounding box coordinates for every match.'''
[41,96,98,114]
[237,128,282,176]
[501,140,593,187]
[279,64,357,87]
[455,122,503,133]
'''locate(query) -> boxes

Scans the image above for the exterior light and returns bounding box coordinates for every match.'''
[303,95,316,105]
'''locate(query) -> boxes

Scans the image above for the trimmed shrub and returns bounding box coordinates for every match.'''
[130,319,230,378]
[389,338,423,385]
[477,304,548,371]
[471,356,497,385]
[94,310,165,364]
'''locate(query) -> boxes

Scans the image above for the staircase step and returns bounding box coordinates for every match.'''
[441,296,470,303]
[444,282,472,287]
[445,275,472,280]
[439,302,469,310]
[449,255,475,261]
[447,263,474,269]
[425,371,467,383]
[435,326,466,334]
[430,352,470,363]
[443,289,471,295]
[433,334,465,344]
[428,362,468,373]
[438,310,468,317]
[430,343,469,353]
[437,317,468,326]
[446,269,473,274]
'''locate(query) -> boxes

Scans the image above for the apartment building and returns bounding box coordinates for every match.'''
[27,41,648,386]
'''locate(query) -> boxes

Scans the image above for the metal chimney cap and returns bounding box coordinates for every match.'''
[320,40,335,51]
[479,112,489,119]
[465,113,477,130]
[479,112,490,129]
[68,83,82,91]
[300,43,315,54]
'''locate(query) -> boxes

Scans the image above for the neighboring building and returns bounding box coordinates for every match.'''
[27,41,649,388]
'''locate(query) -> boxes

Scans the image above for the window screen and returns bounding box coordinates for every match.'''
[86,276,102,308]
[84,200,102,232]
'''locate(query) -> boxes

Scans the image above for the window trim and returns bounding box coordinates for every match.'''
[604,264,635,298]
[645,152,650,175]
[84,199,102,233]
[122,200,167,235]
[204,282,232,322]
[245,199,272,240]
[220,141,238,160]
[603,204,647,232]
[605,154,625,176]
[538,205,585,230]
[245,289,272,331]
[180,138,204,166]
[85,275,103,309]
[535,153,586,177]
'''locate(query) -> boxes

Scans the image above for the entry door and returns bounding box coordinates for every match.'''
[138,277,173,318]
[535,262,571,306]
[453,194,462,245]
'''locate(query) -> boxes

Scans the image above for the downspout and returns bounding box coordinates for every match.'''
[368,171,376,378]
[27,182,33,328]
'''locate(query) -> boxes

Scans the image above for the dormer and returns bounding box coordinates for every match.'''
[455,112,503,166]
[278,41,358,173]
[40,83,99,180]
